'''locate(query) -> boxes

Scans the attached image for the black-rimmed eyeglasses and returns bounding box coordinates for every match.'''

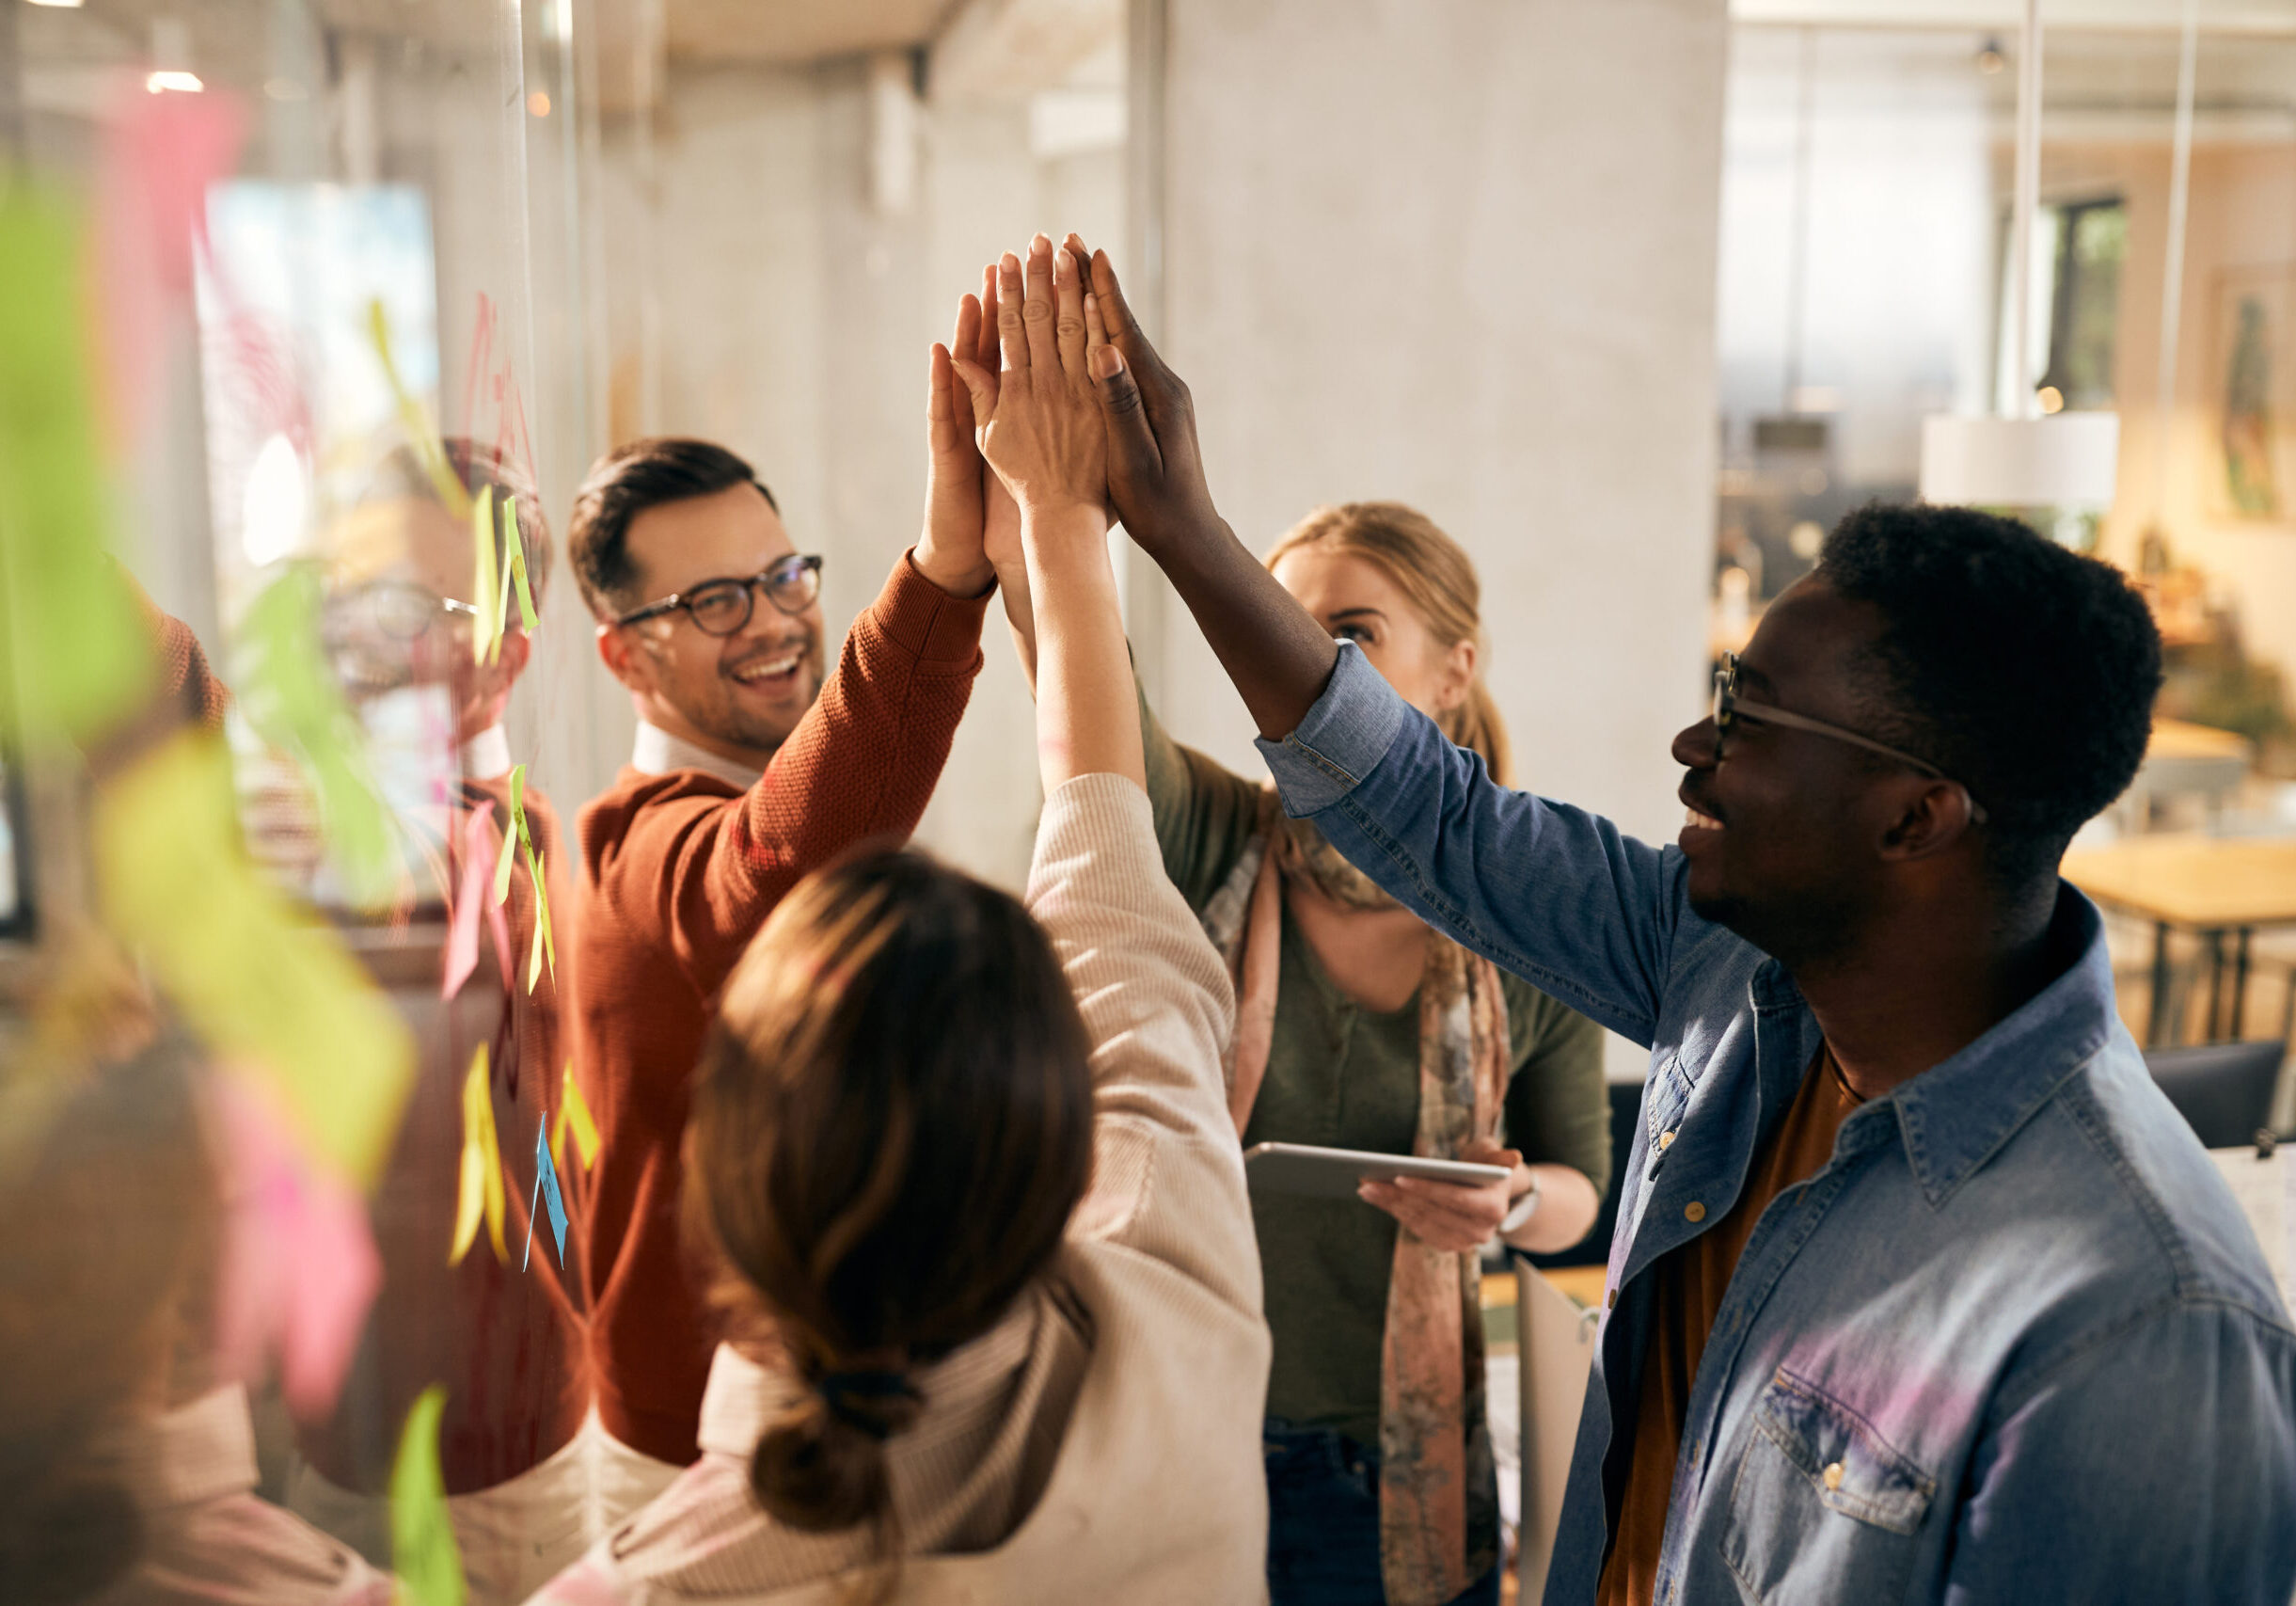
[614,554,823,637]
[1712,652,1987,824]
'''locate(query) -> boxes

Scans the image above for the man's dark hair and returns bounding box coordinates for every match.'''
[567,437,780,620]
[1817,502,2162,887]
[371,437,555,608]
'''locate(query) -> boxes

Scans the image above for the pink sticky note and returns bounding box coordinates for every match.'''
[442,803,492,999]
[94,86,246,453]
[209,1072,382,1422]
[442,802,516,1000]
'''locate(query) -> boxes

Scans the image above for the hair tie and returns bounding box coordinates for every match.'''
[815,1369,916,1439]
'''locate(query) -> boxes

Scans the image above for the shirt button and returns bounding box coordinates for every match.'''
[1823,1461,1845,1491]
[1658,1129,1677,1150]
[1684,1201,1706,1223]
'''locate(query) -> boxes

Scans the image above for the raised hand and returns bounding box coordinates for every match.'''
[953,234,1140,793]
[1057,231,1339,741]
[918,293,999,598]
[1057,233,1222,553]
[952,237,1109,524]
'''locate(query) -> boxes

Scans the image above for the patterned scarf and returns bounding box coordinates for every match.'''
[1202,804,1509,1605]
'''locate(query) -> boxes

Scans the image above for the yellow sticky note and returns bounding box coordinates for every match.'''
[521,841,554,994]
[94,734,413,1188]
[0,186,151,739]
[553,1061,600,1173]
[367,298,468,522]
[468,485,498,667]
[449,1043,507,1267]
[503,496,538,632]
[492,765,525,908]
[388,1386,466,1606]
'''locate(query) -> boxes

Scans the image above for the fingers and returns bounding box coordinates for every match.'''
[927,342,958,453]
[1357,1182,1493,1252]
[996,252,1028,373]
[976,262,1002,371]
[1085,246,1141,347]
[949,353,999,426]
[1084,289,1108,365]
[1053,246,1088,384]
[1089,340,1159,472]
[947,302,981,437]
[1021,233,1059,375]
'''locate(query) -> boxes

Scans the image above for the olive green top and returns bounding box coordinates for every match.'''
[1141,695,1611,1448]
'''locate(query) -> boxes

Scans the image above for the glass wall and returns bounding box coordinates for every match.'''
[0,1,1133,1598]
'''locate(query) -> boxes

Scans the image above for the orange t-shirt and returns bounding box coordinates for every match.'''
[1597,1048,1861,1606]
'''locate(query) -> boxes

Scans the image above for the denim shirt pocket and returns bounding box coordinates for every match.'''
[1720,1367,1936,1604]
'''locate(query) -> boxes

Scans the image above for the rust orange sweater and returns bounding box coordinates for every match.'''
[571,551,990,1465]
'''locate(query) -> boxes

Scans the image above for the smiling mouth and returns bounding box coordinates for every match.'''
[1683,807,1722,833]
[729,651,805,688]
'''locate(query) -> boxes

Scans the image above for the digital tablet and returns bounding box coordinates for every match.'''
[1243,1141,1511,1201]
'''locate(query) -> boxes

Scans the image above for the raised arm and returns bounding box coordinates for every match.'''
[1067,238,1686,1041]
[957,236,1256,1312]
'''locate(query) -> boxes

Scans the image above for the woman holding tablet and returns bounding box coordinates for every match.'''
[529,243,1268,1603]
[984,275,1610,1604]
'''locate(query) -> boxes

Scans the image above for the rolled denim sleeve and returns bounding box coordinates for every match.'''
[1942,1300,2296,1604]
[1256,643,1684,1044]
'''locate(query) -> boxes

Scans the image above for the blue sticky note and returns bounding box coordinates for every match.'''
[523,1120,569,1271]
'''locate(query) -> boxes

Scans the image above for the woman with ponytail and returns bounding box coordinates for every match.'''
[529,240,1268,1604]
[994,482,1611,1605]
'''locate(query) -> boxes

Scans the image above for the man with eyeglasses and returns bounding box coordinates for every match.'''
[1066,261,2293,1606]
[232,440,595,1599]
[563,415,1002,1503]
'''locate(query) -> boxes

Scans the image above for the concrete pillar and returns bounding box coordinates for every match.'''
[1152,0,1728,852]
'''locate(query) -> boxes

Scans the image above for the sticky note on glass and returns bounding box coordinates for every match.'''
[0,186,151,740]
[94,732,413,1188]
[524,1120,570,1271]
[450,1043,508,1267]
[369,297,468,522]
[469,484,499,666]
[504,495,537,632]
[389,1386,467,1606]
[553,1061,600,1173]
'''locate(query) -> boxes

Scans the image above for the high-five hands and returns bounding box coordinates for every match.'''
[949,234,1142,793]
[950,237,1116,526]
[918,273,1006,598]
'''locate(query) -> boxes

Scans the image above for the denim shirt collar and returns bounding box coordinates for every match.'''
[1827,884,2118,1207]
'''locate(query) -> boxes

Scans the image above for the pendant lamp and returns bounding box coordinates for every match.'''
[1919,0,2119,511]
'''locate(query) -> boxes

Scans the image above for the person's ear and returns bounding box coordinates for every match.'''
[1876,779,1980,862]
[595,620,652,694]
[1431,636,1477,716]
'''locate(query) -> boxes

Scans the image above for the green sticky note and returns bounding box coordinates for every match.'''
[368,298,468,522]
[468,485,498,667]
[233,565,398,908]
[503,497,537,632]
[490,534,516,666]
[0,187,151,739]
[95,733,415,1188]
[388,1386,467,1606]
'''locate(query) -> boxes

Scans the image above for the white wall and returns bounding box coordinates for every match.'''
[1153,0,1727,851]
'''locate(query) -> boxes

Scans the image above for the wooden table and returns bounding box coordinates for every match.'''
[2062,834,2296,1044]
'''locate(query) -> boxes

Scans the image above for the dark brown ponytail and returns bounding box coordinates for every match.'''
[688,848,1095,1565]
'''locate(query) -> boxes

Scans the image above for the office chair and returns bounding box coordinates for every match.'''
[2142,1040,2288,1151]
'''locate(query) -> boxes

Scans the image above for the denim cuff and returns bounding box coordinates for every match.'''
[1253,642,1409,817]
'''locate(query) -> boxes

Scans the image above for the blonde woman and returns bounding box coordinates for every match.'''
[993,402,1609,1601]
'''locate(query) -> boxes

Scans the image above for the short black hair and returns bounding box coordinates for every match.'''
[567,437,780,619]
[1817,502,2162,886]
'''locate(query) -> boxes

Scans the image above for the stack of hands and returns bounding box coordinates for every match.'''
[914,231,1530,1253]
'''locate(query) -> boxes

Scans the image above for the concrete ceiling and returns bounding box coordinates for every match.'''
[664,0,960,63]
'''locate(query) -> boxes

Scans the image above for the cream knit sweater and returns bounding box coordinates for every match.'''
[529,773,1272,1605]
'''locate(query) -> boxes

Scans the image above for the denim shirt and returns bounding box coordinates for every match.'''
[1256,644,2296,1606]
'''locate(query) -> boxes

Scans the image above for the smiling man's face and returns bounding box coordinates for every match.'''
[603,483,826,766]
[1668,575,1912,963]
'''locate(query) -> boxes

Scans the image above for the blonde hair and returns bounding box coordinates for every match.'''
[1267,502,1512,787]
